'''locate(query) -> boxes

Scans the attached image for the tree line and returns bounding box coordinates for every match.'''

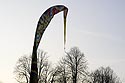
[14,47,122,83]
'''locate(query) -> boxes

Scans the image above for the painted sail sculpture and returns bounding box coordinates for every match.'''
[30,5,68,83]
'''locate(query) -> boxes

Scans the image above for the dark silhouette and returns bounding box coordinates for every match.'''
[91,66,121,83]
[14,55,30,83]
[49,61,69,83]
[14,50,50,83]
[30,5,68,83]
[64,47,88,83]
[14,47,123,83]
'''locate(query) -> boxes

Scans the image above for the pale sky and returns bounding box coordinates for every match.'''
[0,0,125,83]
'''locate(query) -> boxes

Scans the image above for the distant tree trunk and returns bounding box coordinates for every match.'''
[30,45,38,83]
[50,75,54,83]
[63,69,67,83]
[25,74,29,83]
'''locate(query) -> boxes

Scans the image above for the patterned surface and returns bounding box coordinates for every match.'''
[34,5,68,50]
[30,5,68,83]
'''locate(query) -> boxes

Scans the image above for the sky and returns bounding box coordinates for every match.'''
[0,0,125,83]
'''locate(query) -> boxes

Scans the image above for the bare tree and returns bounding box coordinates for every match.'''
[14,55,30,83]
[37,50,51,83]
[39,61,51,83]
[51,60,70,83]
[64,47,88,83]
[14,49,50,83]
[56,60,69,83]
[91,66,122,83]
[49,67,61,83]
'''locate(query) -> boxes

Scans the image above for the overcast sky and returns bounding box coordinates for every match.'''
[0,0,125,83]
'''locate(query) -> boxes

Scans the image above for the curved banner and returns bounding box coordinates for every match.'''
[30,5,68,83]
[34,5,68,50]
